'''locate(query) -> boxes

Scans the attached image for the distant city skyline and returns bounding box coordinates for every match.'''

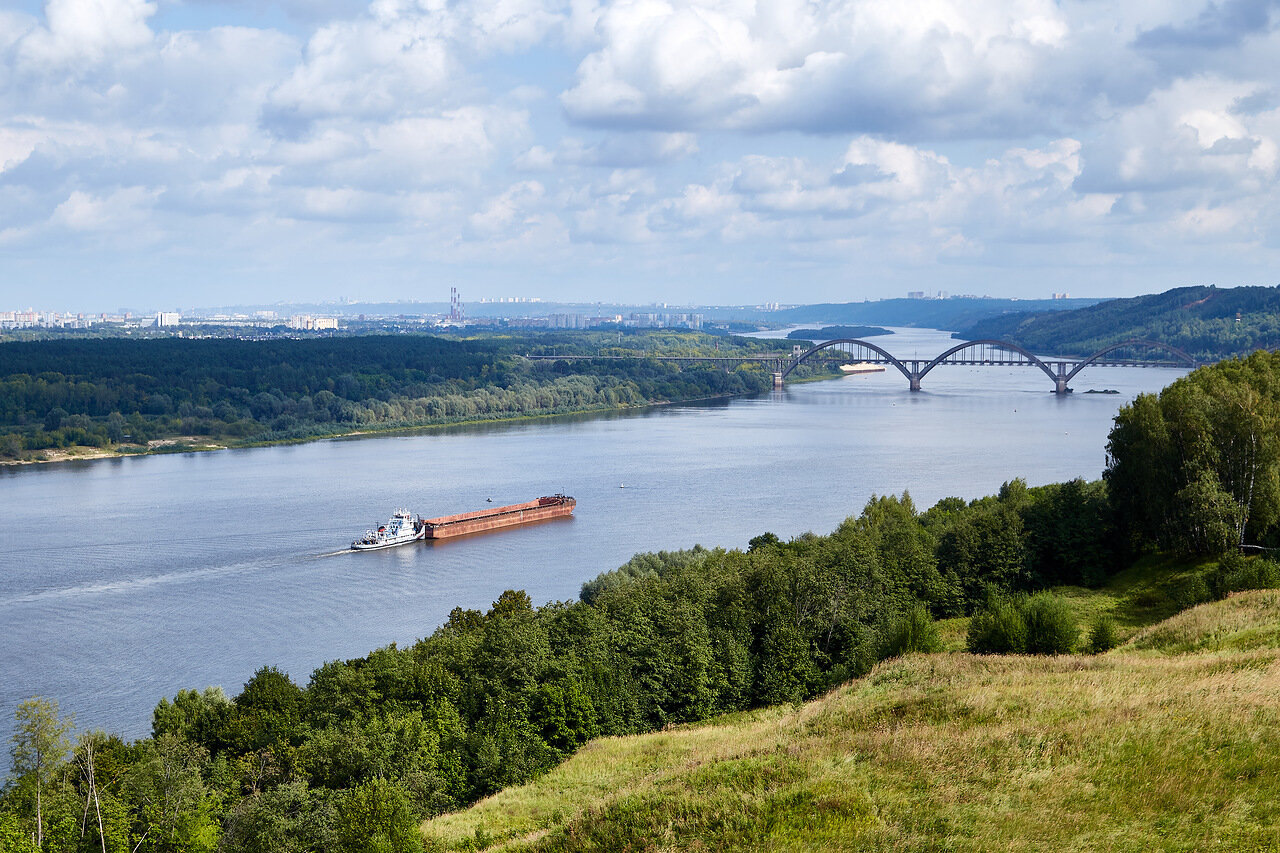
[2,0,1279,308]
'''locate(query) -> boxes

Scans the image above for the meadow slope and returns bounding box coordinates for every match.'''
[424,590,1280,852]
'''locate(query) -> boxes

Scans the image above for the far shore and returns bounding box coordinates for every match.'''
[1,380,832,468]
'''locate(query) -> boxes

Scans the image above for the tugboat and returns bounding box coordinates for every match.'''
[351,509,425,550]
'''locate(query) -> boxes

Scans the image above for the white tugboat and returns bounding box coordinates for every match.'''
[351,509,425,550]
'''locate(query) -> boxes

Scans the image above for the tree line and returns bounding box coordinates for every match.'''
[0,333,796,460]
[7,350,1280,851]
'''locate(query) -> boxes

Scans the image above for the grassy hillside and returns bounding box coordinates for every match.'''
[957,284,1280,360]
[423,572,1280,852]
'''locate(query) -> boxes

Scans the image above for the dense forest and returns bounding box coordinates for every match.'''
[6,351,1280,852]
[958,284,1280,360]
[0,332,804,461]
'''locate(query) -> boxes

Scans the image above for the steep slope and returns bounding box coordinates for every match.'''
[957,285,1280,360]
[423,590,1280,852]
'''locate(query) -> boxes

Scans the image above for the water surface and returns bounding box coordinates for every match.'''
[0,327,1186,746]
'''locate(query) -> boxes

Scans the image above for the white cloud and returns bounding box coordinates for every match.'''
[3,0,1280,305]
[561,0,1097,135]
[51,185,158,231]
[19,0,156,66]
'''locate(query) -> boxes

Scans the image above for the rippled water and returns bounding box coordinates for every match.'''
[0,327,1187,749]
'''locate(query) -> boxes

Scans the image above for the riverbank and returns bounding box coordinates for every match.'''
[0,388,781,467]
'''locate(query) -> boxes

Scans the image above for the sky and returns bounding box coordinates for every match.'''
[1,0,1279,311]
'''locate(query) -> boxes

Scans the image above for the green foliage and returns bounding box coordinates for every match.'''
[332,778,420,853]
[776,296,1098,332]
[0,811,39,853]
[8,697,73,851]
[1022,593,1079,655]
[127,734,221,852]
[785,325,892,341]
[1106,350,1280,554]
[966,599,1028,654]
[959,283,1280,361]
[0,333,779,455]
[1088,617,1119,654]
[1209,553,1280,599]
[879,605,942,659]
[968,594,1079,655]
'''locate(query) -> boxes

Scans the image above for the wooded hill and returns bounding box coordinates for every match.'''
[957,284,1280,360]
[773,296,1100,331]
[0,332,797,461]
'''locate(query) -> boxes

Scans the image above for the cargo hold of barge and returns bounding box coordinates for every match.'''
[421,494,576,539]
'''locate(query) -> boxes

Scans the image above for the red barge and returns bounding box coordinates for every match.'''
[421,494,576,539]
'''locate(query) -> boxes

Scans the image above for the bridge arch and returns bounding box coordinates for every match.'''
[781,338,915,384]
[1063,339,1197,384]
[917,339,1058,387]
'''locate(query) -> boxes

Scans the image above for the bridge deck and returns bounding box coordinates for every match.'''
[524,338,1196,394]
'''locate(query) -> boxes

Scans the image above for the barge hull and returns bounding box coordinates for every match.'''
[423,495,575,539]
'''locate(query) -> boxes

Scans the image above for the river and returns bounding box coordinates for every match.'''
[0,327,1188,748]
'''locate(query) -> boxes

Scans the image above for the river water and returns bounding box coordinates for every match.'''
[0,327,1188,748]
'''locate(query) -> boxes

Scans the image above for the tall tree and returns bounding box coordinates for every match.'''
[10,697,73,850]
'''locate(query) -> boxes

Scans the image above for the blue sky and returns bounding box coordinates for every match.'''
[1,0,1279,311]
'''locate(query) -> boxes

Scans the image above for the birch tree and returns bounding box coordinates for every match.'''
[10,697,73,850]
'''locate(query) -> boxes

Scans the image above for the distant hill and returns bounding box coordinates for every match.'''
[784,324,891,341]
[957,285,1280,360]
[773,297,1101,331]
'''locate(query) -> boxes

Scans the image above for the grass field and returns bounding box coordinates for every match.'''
[423,562,1280,852]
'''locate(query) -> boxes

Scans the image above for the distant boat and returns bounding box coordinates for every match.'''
[620,483,626,488]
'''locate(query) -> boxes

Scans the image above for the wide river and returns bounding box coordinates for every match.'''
[0,327,1188,749]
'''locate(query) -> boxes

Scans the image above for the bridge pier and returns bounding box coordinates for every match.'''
[909,375,921,391]
[1054,362,1070,395]
[772,371,784,390]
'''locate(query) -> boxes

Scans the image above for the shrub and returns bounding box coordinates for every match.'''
[1087,616,1119,654]
[879,605,942,659]
[966,598,1027,654]
[1169,573,1212,610]
[1023,593,1079,655]
[1210,553,1280,599]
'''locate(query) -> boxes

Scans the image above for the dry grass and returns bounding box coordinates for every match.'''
[1129,589,1280,654]
[424,590,1280,852]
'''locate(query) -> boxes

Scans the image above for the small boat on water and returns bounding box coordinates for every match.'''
[351,509,425,550]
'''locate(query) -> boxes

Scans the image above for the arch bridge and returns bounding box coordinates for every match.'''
[779,338,1197,393]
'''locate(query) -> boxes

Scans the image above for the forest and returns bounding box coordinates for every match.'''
[0,332,801,461]
[959,284,1280,360]
[784,325,891,341]
[5,350,1280,852]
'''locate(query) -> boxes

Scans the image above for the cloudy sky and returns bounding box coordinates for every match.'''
[1,0,1279,310]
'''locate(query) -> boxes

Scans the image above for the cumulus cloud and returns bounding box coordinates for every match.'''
[2,0,1280,304]
[19,0,156,66]
[561,0,1100,136]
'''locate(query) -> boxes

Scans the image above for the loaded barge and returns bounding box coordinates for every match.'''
[421,494,576,540]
